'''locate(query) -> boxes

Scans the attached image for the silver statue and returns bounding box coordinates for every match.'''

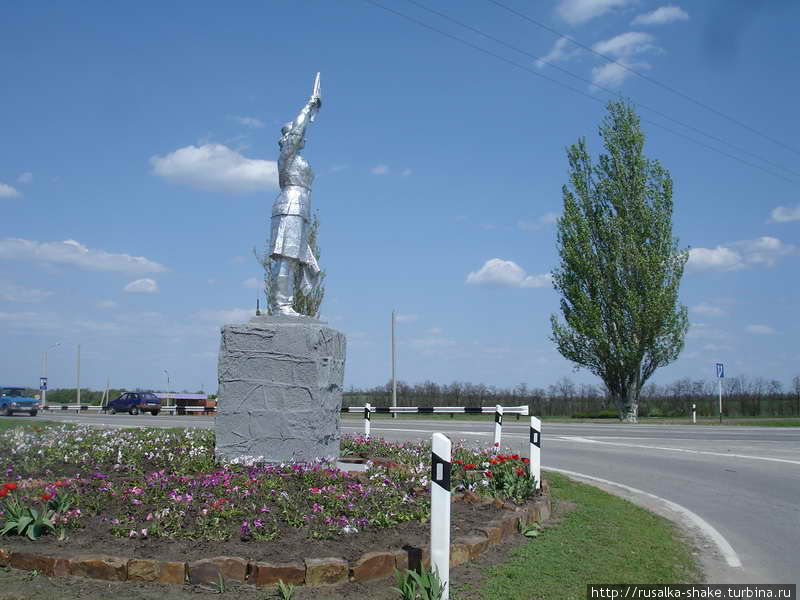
[269,73,322,316]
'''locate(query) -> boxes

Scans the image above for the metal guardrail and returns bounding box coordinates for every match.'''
[341,405,529,415]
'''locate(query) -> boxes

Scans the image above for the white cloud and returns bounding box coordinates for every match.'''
[593,32,657,57]
[631,5,689,26]
[0,238,167,274]
[769,203,800,223]
[243,277,260,289]
[329,164,348,173]
[591,61,647,87]
[409,336,456,349]
[17,172,33,184]
[229,115,264,128]
[123,278,159,294]
[395,314,418,323]
[371,165,390,176]
[557,0,633,24]
[196,307,254,324]
[96,300,117,309]
[691,302,725,317]
[687,237,797,272]
[0,282,52,303]
[745,324,777,335]
[686,322,731,342]
[590,32,659,87]
[401,168,413,177]
[150,144,278,194]
[686,246,741,272]
[427,327,443,335]
[0,183,21,198]
[466,258,552,289]
[518,212,560,231]
[536,37,581,68]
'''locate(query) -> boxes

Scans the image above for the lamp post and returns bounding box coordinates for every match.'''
[76,344,81,405]
[164,369,171,406]
[41,342,61,405]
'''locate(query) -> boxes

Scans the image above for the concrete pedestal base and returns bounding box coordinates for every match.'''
[215,315,346,464]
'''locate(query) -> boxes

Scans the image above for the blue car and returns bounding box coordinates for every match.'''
[0,386,40,417]
[105,391,162,416]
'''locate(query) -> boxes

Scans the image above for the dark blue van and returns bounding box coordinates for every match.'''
[0,386,40,417]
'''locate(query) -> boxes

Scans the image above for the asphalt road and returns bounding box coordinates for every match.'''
[34,412,800,585]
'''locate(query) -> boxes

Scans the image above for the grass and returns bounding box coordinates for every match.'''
[0,417,58,433]
[471,472,700,600]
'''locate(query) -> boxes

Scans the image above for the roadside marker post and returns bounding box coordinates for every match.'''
[692,403,696,424]
[529,417,541,490]
[493,404,503,450]
[716,363,725,424]
[430,433,451,600]
[364,403,372,439]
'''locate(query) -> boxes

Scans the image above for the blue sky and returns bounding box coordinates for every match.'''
[2,0,798,395]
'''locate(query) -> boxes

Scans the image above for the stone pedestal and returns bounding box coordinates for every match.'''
[215,315,346,464]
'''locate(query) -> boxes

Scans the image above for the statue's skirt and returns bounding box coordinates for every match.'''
[270,213,308,260]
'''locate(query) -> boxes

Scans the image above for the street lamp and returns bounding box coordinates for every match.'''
[40,342,61,405]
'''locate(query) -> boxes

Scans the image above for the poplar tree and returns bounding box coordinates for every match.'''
[550,101,689,422]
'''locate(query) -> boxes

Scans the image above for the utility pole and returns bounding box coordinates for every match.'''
[391,310,397,419]
[76,344,81,405]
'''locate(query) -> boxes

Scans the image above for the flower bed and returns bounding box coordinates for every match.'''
[0,425,544,586]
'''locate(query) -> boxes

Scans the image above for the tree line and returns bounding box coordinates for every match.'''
[343,375,800,418]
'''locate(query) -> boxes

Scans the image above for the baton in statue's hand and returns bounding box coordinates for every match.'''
[310,72,322,119]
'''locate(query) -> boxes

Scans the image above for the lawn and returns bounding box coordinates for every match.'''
[471,472,700,599]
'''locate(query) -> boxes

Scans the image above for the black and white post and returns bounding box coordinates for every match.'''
[493,404,503,450]
[692,403,696,424]
[529,416,541,490]
[364,402,372,439]
[430,432,451,599]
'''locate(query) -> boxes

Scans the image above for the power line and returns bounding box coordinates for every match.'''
[486,0,800,158]
[364,0,797,184]
[404,0,800,180]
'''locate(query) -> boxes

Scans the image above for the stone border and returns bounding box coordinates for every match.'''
[0,489,550,589]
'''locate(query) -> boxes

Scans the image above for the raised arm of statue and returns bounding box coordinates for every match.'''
[279,73,321,159]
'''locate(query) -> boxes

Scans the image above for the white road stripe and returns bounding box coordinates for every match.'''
[545,467,743,568]
[557,436,800,466]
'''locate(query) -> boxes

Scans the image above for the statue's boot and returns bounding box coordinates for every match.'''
[270,257,301,317]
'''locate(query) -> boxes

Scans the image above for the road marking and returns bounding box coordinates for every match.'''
[556,436,800,466]
[545,466,743,568]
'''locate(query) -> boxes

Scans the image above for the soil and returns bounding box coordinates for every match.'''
[0,499,503,565]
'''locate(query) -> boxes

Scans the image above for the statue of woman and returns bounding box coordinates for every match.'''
[269,74,322,316]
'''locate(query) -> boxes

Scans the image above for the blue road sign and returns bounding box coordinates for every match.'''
[39,376,47,391]
[716,363,724,379]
